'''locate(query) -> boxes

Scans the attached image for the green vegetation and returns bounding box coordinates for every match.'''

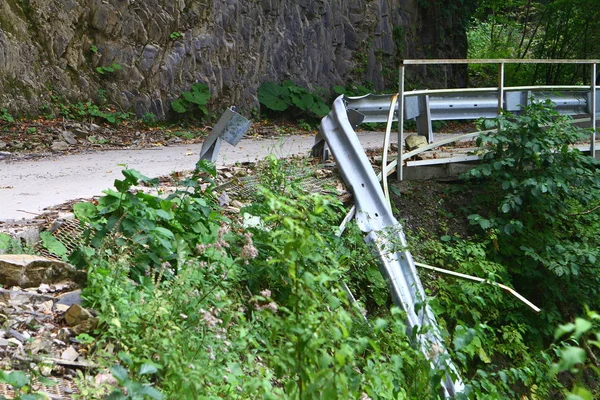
[96,63,123,76]
[62,100,600,397]
[0,107,15,122]
[0,370,56,399]
[468,0,600,85]
[171,83,211,119]
[258,81,330,120]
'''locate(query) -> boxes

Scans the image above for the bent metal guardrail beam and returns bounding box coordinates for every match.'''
[312,95,464,398]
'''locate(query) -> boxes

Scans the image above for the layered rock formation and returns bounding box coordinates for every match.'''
[0,0,471,118]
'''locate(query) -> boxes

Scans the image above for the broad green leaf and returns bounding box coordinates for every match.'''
[73,202,98,220]
[257,82,290,111]
[557,346,586,372]
[105,390,127,400]
[139,363,158,376]
[573,318,593,339]
[110,364,129,383]
[171,99,188,113]
[40,232,68,257]
[3,371,29,389]
[136,385,164,399]
[0,233,12,251]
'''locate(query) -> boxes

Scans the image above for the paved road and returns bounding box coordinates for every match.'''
[0,131,395,221]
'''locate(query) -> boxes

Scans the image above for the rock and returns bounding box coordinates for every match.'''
[0,151,11,160]
[0,288,55,306]
[71,318,98,335]
[218,191,230,206]
[0,1,468,119]
[37,300,54,314]
[61,346,79,362]
[14,227,41,247]
[8,329,27,343]
[57,328,73,342]
[60,131,78,145]
[55,290,83,309]
[64,304,93,327]
[51,141,69,151]
[0,141,7,148]
[0,255,80,288]
[28,337,50,355]
[405,135,428,151]
[54,304,70,312]
[72,127,90,139]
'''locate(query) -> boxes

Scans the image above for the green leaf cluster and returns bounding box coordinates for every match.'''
[171,83,210,118]
[464,100,600,334]
[96,63,123,75]
[258,81,329,119]
[72,160,224,278]
[0,108,14,123]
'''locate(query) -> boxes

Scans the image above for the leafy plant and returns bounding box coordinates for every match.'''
[553,309,600,399]
[72,160,225,277]
[464,99,600,334]
[169,32,182,40]
[90,44,98,54]
[171,83,210,119]
[96,63,123,75]
[332,83,373,97]
[140,112,157,125]
[0,370,56,400]
[0,232,26,254]
[105,354,163,400]
[0,108,14,123]
[258,80,330,119]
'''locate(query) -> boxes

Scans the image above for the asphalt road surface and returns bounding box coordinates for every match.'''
[0,131,395,221]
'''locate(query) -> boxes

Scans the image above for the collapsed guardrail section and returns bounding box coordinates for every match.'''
[312,95,464,397]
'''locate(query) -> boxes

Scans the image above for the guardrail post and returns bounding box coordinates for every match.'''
[416,95,433,143]
[398,63,405,181]
[497,62,505,114]
[592,63,597,156]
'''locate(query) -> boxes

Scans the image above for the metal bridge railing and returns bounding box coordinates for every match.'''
[396,59,600,180]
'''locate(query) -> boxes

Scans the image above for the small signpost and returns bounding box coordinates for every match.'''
[199,107,252,162]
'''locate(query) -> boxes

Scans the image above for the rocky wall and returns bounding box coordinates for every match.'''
[0,0,471,118]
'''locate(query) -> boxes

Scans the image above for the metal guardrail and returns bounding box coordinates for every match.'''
[313,96,464,397]
[396,59,599,180]
[314,59,599,397]
[346,88,598,143]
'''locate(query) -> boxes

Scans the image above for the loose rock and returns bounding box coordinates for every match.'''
[51,141,69,151]
[61,346,79,362]
[64,304,93,327]
[0,254,80,288]
[61,131,78,145]
[405,135,428,151]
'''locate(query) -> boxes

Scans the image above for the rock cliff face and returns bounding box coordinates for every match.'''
[0,0,471,118]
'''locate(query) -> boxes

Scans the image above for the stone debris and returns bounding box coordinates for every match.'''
[61,346,79,362]
[51,141,70,151]
[60,131,78,145]
[0,254,81,288]
[405,134,428,151]
[0,265,91,388]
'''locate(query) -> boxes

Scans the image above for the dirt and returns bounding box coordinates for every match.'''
[389,179,474,240]
[0,117,312,160]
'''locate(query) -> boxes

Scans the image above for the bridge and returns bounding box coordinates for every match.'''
[313,59,600,397]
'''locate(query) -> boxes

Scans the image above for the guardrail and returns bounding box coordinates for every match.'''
[396,59,599,180]
[313,96,464,397]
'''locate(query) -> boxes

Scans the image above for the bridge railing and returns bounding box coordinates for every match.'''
[394,59,600,180]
